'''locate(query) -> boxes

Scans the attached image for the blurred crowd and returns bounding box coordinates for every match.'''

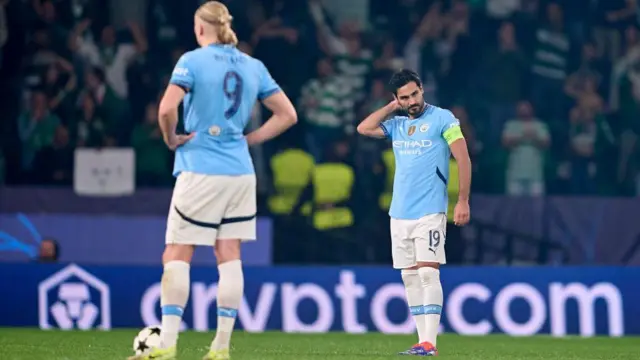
[0,0,639,198]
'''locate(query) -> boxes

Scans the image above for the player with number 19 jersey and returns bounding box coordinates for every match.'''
[169,44,280,177]
[381,106,459,220]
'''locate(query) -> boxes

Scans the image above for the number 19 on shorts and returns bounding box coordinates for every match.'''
[429,230,441,249]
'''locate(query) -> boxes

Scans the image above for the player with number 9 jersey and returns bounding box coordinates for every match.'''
[169,45,280,177]
[164,33,294,247]
[132,3,298,360]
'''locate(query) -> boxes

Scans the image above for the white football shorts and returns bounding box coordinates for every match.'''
[165,172,257,246]
[390,213,447,269]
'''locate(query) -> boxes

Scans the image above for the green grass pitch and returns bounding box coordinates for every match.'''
[0,328,637,359]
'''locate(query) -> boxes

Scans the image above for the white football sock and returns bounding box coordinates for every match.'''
[211,260,244,351]
[418,267,443,346]
[401,269,428,343]
[160,260,190,349]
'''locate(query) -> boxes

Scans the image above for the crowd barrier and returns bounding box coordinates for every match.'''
[0,213,272,265]
[0,263,635,337]
[3,188,640,264]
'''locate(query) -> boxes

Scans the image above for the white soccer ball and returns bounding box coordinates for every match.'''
[133,326,162,355]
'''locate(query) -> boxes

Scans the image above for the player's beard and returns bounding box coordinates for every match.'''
[407,103,424,117]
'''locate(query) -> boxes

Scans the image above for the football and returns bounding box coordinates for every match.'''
[132,326,162,355]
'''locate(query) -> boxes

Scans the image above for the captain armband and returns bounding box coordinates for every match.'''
[443,125,464,145]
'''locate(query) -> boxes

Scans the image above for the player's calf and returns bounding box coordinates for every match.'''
[402,269,428,342]
[400,263,442,356]
[210,239,244,354]
[417,263,443,347]
[160,245,194,350]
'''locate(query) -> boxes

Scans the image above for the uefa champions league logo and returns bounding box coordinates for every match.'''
[38,264,111,330]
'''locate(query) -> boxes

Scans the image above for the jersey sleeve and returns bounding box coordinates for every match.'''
[380,116,400,139]
[441,110,464,145]
[169,54,195,92]
[257,62,282,100]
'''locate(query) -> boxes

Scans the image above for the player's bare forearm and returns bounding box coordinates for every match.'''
[248,91,298,146]
[246,112,297,145]
[450,138,471,202]
[158,84,188,149]
[158,108,194,151]
[158,109,178,145]
[357,101,398,138]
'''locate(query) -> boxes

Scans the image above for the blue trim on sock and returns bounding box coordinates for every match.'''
[217,307,238,318]
[162,305,184,317]
[423,304,443,315]
[409,305,425,316]
[410,305,442,315]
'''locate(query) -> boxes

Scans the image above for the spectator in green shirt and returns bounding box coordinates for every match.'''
[75,93,110,148]
[18,90,60,176]
[502,101,551,196]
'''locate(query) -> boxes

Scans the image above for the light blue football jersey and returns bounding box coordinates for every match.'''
[169,44,281,177]
[380,105,461,220]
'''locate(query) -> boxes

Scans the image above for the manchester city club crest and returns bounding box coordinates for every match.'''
[209,126,221,136]
[420,124,429,132]
[408,125,416,136]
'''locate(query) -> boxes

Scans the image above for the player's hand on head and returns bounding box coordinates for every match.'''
[453,201,470,226]
[165,133,195,151]
[388,99,400,111]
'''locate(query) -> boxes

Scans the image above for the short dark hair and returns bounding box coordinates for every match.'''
[389,69,422,95]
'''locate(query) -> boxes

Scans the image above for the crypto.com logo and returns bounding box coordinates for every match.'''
[38,264,111,330]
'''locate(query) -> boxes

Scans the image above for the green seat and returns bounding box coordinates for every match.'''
[378,149,395,210]
[268,149,315,215]
[311,163,355,231]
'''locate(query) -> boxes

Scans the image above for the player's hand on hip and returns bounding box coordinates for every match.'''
[453,201,470,226]
[165,133,195,151]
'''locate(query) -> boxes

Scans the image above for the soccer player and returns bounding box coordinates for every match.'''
[127,2,297,360]
[357,69,471,356]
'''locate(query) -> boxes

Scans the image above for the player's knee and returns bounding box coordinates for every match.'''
[214,239,241,264]
[162,244,194,264]
[401,269,420,288]
[416,261,440,270]
[417,266,440,286]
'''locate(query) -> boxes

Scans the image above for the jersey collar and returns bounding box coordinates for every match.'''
[207,43,236,50]
[412,103,430,119]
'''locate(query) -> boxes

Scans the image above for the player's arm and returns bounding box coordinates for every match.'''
[246,62,297,146]
[356,101,399,138]
[246,92,298,146]
[158,54,195,150]
[444,121,471,225]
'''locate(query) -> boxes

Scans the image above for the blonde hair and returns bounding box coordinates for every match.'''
[196,1,238,46]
